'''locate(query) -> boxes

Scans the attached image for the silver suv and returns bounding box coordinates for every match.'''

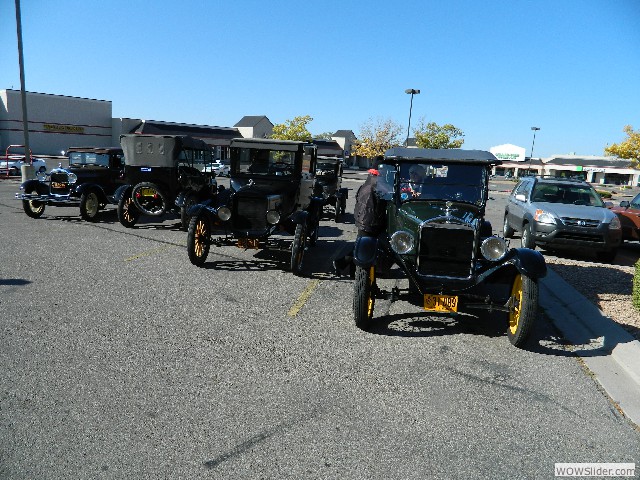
[503,176,622,262]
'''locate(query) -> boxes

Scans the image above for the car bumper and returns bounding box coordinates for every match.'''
[15,192,80,206]
[531,221,622,251]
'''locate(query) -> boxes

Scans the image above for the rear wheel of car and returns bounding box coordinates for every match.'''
[354,265,376,330]
[506,273,538,347]
[503,215,515,238]
[80,191,100,222]
[187,212,211,267]
[117,192,140,228]
[521,223,536,249]
[180,193,197,232]
[22,189,45,218]
[290,222,307,276]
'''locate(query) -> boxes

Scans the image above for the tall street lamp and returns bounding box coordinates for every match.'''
[405,88,420,146]
[529,127,540,174]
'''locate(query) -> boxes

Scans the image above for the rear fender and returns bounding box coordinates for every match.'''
[353,235,378,268]
[289,210,309,226]
[114,184,132,202]
[75,183,107,203]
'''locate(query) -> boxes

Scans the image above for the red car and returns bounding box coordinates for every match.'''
[610,192,640,241]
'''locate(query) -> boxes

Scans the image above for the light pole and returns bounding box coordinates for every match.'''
[405,88,420,146]
[529,127,540,174]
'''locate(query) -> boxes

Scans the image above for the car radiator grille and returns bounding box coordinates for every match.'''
[50,172,71,194]
[554,232,605,243]
[561,217,600,228]
[418,226,474,278]
[232,197,267,232]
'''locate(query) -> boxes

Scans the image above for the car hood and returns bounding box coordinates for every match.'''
[532,202,615,221]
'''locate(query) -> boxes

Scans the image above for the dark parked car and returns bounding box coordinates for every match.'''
[314,156,348,221]
[16,146,125,221]
[116,134,218,229]
[609,192,640,242]
[503,176,622,262]
[186,138,322,275]
[352,148,547,347]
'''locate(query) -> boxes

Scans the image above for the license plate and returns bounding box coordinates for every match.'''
[424,294,458,312]
[51,182,67,189]
[139,187,156,196]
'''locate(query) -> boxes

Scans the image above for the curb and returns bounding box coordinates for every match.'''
[540,268,640,426]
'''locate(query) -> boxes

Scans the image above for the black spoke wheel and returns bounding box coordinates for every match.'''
[354,265,376,330]
[180,193,198,232]
[80,191,100,221]
[117,192,140,228]
[290,222,307,276]
[506,273,538,347]
[187,212,211,267]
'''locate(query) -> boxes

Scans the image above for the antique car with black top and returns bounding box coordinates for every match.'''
[352,148,547,347]
[16,146,125,221]
[186,137,322,275]
[115,134,218,229]
[314,155,348,221]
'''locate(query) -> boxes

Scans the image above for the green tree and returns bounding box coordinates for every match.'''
[313,132,334,140]
[271,115,313,141]
[413,119,465,149]
[605,125,640,168]
[352,117,403,158]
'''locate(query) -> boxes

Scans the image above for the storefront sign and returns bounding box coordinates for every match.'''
[43,123,85,133]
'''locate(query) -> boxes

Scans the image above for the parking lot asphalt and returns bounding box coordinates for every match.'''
[2,174,639,477]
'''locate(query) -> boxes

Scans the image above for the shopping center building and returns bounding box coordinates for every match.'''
[2,89,637,185]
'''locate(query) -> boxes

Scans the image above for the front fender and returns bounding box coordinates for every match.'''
[353,235,378,268]
[507,247,547,279]
[289,210,309,225]
[20,179,48,195]
[186,199,217,217]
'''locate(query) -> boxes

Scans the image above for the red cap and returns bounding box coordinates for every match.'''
[367,168,380,176]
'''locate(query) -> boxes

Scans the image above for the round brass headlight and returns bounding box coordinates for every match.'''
[481,236,508,261]
[217,206,231,222]
[390,230,415,255]
[266,209,281,225]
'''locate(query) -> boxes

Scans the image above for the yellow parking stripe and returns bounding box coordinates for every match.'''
[124,244,182,262]
[288,279,320,316]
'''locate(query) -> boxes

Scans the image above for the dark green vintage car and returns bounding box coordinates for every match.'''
[352,148,547,347]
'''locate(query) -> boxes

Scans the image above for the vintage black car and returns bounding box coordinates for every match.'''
[314,156,348,221]
[116,134,218,229]
[186,138,322,275]
[16,146,125,221]
[352,148,547,347]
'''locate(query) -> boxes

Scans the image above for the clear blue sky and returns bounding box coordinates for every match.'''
[1,0,638,158]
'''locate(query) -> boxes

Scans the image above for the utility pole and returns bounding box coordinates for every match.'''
[15,0,34,182]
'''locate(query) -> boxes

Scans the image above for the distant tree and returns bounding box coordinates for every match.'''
[313,132,334,140]
[605,125,640,168]
[413,119,465,149]
[271,115,313,141]
[352,117,403,158]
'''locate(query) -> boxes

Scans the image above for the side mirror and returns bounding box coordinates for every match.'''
[515,194,526,202]
[620,200,630,208]
[604,201,613,208]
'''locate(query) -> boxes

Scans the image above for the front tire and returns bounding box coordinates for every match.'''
[117,192,140,228]
[22,190,45,218]
[503,215,515,238]
[187,212,211,266]
[80,191,100,222]
[506,273,538,347]
[521,223,536,249]
[290,222,307,276]
[354,265,376,330]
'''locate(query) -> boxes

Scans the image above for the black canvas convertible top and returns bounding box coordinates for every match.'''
[120,134,211,167]
[385,147,501,165]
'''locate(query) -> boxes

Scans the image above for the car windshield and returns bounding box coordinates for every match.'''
[236,148,296,176]
[397,162,486,205]
[69,152,111,167]
[531,184,605,207]
[316,160,337,177]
